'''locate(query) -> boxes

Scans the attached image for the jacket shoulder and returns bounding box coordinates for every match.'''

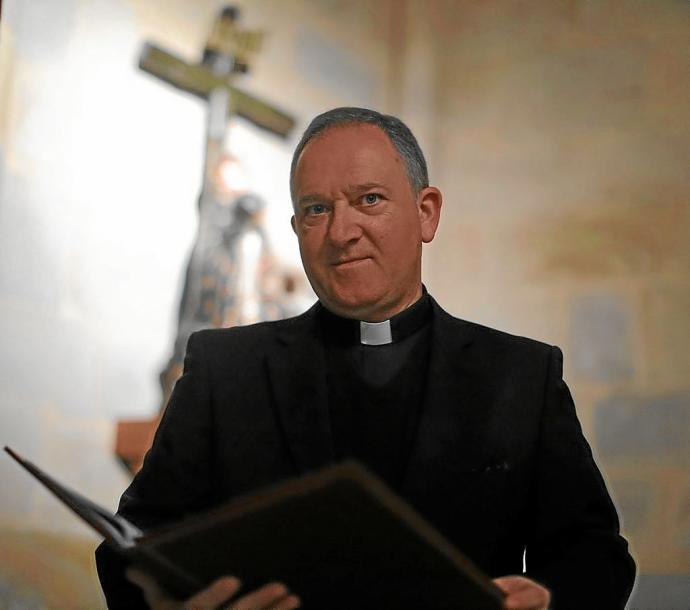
[189,303,318,352]
[433,299,556,360]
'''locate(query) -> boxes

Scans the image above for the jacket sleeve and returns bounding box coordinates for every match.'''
[524,346,636,609]
[95,331,216,609]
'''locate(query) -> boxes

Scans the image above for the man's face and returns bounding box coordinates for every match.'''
[291,124,441,321]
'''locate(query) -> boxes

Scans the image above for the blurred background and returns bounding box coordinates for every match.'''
[0,0,688,607]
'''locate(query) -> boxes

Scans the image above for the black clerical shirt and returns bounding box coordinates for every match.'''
[316,293,432,491]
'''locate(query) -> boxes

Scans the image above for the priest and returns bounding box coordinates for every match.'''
[96,107,636,610]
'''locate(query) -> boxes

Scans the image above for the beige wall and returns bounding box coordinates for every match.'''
[1,0,688,607]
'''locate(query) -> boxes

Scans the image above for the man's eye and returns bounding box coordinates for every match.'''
[306,204,327,215]
[363,193,381,205]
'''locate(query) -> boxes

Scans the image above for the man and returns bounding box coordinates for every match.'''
[96,107,635,609]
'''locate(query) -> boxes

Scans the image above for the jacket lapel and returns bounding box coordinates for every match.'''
[402,298,491,490]
[266,298,492,483]
[266,305,335,474]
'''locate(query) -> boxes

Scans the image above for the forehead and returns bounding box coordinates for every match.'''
[293,124,408,196]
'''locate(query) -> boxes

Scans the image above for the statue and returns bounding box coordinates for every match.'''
[116,6,295,473]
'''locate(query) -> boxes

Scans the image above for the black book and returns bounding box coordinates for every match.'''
[5,446,504,609]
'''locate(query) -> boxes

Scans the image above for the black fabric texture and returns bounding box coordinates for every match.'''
[95,296,635,609]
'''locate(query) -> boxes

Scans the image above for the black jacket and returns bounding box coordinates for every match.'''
[96,298,635,608]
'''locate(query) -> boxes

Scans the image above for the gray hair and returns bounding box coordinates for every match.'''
[289,107,429,202]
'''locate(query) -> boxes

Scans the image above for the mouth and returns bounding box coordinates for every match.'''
[332,257,370,268]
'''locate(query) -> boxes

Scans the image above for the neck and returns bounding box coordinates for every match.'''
[326,284,423,322]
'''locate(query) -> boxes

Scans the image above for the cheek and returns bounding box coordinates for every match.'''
[386,228,420,262]
[298,231,325,267]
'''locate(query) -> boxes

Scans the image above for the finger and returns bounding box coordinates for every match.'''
[183,576,242,610]
[231,581,291,610]
[504,590,550,610]
[493,576,550,610]
[503,586,550,610]
[271,593,301,610]
[493,575,533,594]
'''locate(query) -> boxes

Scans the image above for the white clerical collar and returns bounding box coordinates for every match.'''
[359,320,393,346]
[317,290,431,346]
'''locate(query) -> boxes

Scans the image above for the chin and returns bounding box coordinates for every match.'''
[323,289,391,320]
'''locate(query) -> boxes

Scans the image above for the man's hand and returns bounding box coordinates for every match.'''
[126,568,301,610]
[493,575,550,610]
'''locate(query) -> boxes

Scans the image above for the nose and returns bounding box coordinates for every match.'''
[326,204,362,248]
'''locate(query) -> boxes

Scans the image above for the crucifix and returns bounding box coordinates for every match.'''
[115,6,295,474]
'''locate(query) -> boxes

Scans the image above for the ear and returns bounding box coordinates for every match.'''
[416,186,442,243]
[290,215,297,235]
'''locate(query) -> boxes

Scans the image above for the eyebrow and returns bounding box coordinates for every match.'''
[344,182,389,197]
[296,183,390,209]
[296,194,326,208]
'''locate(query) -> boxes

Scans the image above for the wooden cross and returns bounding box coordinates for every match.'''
[140,7,294,137]
[140,6,294,209]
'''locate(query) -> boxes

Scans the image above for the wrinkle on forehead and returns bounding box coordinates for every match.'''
[294,126,410,202]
